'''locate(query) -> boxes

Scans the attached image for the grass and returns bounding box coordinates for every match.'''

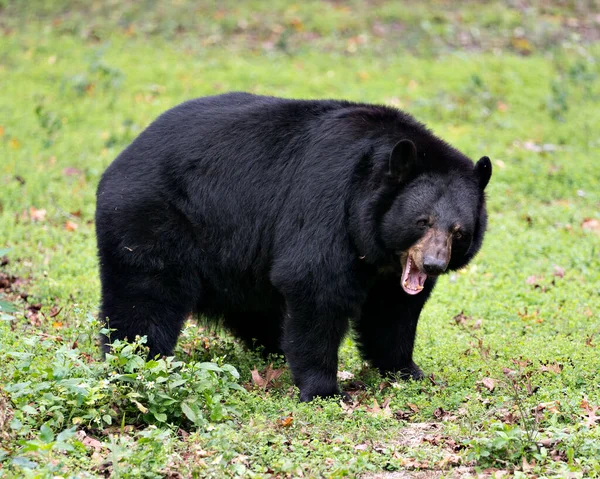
[1,1,599,477]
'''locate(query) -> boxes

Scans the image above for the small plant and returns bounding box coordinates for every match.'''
[568,60,598,98]
[33,100,62,148]
[104,336,245,426]
[87,48,125,91]
[467,421,535,466]
[63,47,124,97]
[4,334,244,435]
[102,426,176,479]
[454,316,544,466]
[547,78,569,121]
[7,425,77,476]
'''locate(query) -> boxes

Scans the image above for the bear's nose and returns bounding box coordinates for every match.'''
[423,256,447,275]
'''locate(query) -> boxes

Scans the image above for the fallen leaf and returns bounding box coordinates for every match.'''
[534,401,561,415]
[64,220,78,231]
[582,218,600,233]
[26,303,41,326]
[366,398,386,416]
[289,17,304,32]
[553,265,565,278]
[452,311,470,326]
[496,101,508,112]
[525,380,539,396]
[249,364,284,391]
[29,207,47,222]
[380,398,392,417]
[131,399,148,414]
[520,140,542,152]
[422,435,443,446]
[264,363,284,384]
[279,415,293,427]
[585,333,595,347]
[250,367,267,389]
[549,449,567,462]
[394,410,414,420]
[437,453,461,468]
[540,362,563,374]
[378,381,390,391]
[354,443,368,451]
[512,358,532,368]
[522,456,536,472]
[501,410,518,424]
[340,399,360,415]
[75,430,103,451]
[386,97,403,108]
[518,307,544,321]
[478,377,496,392]
[62,167,83,177]
[433,407,450,420]
[537,437,560,448]
[580,398,600,428]
[337,370,354,381]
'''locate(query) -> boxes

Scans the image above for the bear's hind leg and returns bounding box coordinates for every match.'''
[223,311,284,356]
[99,269,196,359]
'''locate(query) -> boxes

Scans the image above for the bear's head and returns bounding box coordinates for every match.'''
[379,139,492,295]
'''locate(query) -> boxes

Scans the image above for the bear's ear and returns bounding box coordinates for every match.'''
[389,139,417,181]
[474,156,492,190]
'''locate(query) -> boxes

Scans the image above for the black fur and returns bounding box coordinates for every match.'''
[96,92,491,401]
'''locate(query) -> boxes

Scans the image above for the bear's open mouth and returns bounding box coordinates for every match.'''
[401,255,427,295]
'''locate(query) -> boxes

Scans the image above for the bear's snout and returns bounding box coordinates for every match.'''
[423,255,448,275]
[409,227,451,276]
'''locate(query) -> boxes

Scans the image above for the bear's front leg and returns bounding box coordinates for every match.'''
[281,298,350,402]
[355,274,435,380]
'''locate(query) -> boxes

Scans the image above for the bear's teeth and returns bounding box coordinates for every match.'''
[403,280,424,291]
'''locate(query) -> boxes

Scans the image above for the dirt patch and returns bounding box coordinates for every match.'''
[362,467,479,479]
[394,422,442,448]
[0,258,28,300]
[361,423,482,479]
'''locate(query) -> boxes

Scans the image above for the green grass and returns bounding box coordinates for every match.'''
[1,1,599,477]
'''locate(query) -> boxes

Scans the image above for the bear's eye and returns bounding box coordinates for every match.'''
[416,218,429,229]
[453,230,468,240]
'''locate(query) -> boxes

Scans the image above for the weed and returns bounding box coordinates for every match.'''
[3,334,242,437]
[34,99,62,148]
[547,78,569,121]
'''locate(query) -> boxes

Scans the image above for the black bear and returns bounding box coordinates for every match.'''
[96,92,491,401]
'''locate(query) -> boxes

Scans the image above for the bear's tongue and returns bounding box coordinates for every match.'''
[401,255,427,295]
